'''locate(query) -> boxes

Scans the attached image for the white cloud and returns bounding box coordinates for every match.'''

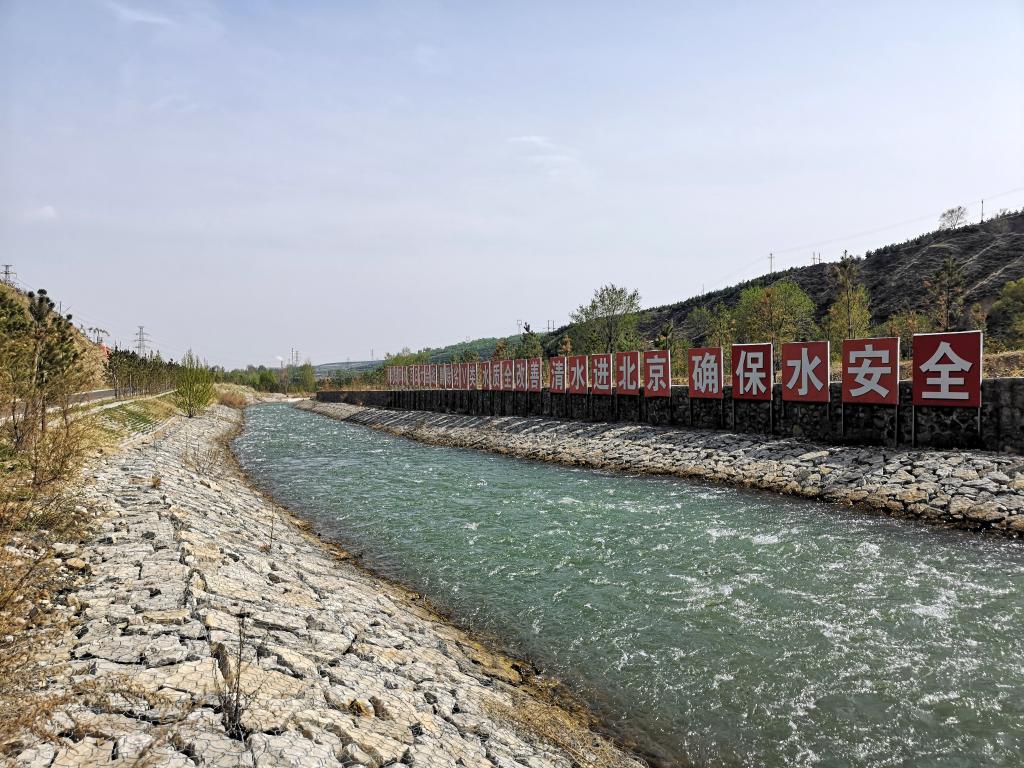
[507,135,557,150]
[507,136,584,178]
[23,205,58,222]
[103,1,176,26]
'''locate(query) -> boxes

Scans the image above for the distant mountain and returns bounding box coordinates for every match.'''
[631,210,1024,340]
[356,210,1024,369]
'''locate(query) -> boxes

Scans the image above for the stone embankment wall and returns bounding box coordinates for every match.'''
[300,400,1024,538]
[12,406,642,768]
[318,379,1024,453]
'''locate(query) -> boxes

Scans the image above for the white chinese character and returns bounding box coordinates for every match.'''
[736,350,767,396]
[646,353,669,392]
[593,357,611,390]
[848,345,892,398]
[570,358,587,389]
[785,346,824,396]
[617,354,638,390]
[920,341,972,400]
[691,353,719,394]
[552,360,566,390]
[529,360,541,390]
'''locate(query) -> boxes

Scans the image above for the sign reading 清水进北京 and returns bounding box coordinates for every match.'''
[643,350,671,397]
[590,353,614,395]
[912,331,983,408]
[549,356,567,393]
[781,341,830,403]
[732,343,772,401]
[567,355,589,395]
[615,351,641,395]
[689,347,723,399]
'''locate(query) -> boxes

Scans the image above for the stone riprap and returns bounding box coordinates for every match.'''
[299,400,1024,538]
[14,406,641,768]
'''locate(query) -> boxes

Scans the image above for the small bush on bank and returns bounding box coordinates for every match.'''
[173,350,214,418]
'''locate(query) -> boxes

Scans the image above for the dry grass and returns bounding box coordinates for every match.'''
[483,692,647,768]
[0,396,180,759]
[217,390,248,409]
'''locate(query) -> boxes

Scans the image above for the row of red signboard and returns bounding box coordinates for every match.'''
[385,331,984,408]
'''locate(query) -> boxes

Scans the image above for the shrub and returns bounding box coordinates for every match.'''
[173,350,214,418]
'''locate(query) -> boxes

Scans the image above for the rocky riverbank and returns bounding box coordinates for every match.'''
[10,405,643,768]
[299,400,1024,538]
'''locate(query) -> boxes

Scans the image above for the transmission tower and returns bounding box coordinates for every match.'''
[134,326,151,357]
[1,264,15,285]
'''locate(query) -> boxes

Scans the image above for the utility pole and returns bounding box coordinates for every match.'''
[134,326,150,357]
[981,199,984,222]
[1,264,14,285]
[768,253,774,273]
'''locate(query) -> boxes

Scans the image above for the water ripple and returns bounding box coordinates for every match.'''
[234,404,1024,767]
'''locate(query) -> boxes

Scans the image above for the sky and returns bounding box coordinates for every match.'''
[1,1,1022,368]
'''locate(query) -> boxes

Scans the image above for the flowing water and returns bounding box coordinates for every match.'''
[234,404,1024,767]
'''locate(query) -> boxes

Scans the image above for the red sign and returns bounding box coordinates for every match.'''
[501,359,514,390]
[567,355,589,394]
[615,351,641,395]
[549,356,567,393]
[782,341,830,402]
[528,358,543,392]
[453,363,463,390]
[514,359,528,392]
[643,350,672,397]
[590,354,614,395]
[491,360,502,390]
[841,337,899,405]
[467,363,476,390]
[732,343,773,401]
[689,347,723,399]
[912,331,982,407]
[431,365,439,389]
[481,360,491,390]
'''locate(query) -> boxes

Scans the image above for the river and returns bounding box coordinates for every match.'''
[233,403,1024,767]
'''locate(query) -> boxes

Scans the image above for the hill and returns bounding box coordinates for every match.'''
[0,282,107,389]
[356,210,1024,369]
[628,210,1024,342]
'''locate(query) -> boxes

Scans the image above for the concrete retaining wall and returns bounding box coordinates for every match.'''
[316,378,1024,453]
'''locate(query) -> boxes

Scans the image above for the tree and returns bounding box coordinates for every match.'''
[569,284,642,353]
[173,350,214,418]
[557,334,572,356]
[733,281,817,355]
[685,303,734,349]
[256,368,278,392]
[298,361,317,392]
[655,321,689,380]
[491,339,510,361]
[925,256,966,331]
[987,277,1024,346]
[882,309,933,357]
[513,323,543,358]
[825,253,871,347]
[938,206,968,230]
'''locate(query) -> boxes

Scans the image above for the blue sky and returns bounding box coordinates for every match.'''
[1,1,1022,367]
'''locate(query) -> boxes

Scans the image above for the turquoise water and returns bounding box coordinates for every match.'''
[234,404,1024,767]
